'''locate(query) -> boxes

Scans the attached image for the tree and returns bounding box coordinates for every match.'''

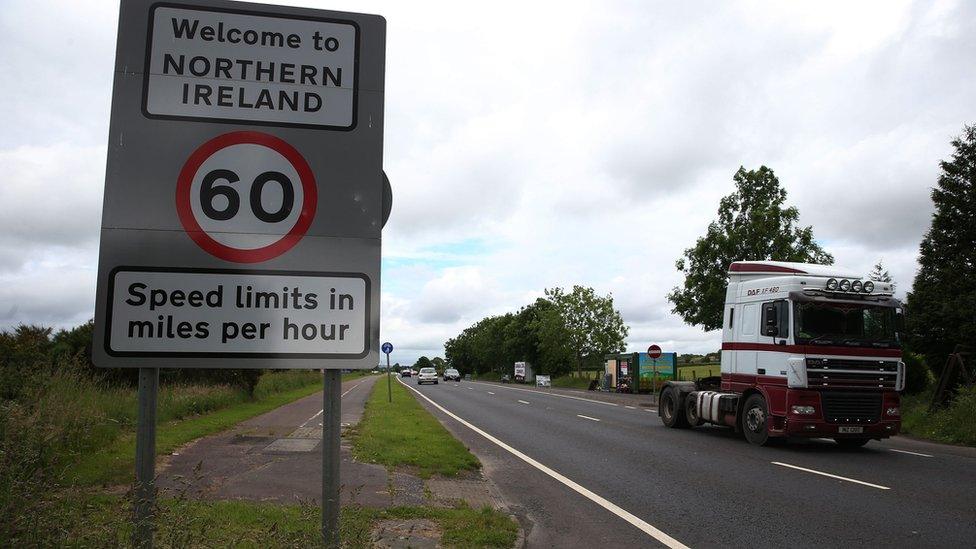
[430,357,446,371]
[667,166,834,331]
[545,286,628,374]
[869,260,895,290]
[414,356,433,370]
[906,125,976,375]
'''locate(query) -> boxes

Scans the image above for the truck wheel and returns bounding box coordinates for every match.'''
[742,394,770,446]
[660,387,688,428]
[834,438,870,448]
[685,396,704,427]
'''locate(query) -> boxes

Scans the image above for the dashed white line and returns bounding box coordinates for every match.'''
[300,379,365,427]
[644,409,657,413]
[577,414,601,422]
[625,406,636,410]
[518,399,530,405]
[487,391,496,395]
[397,377,689,548]
[889,448,934,458]
[476,382,620,407]
[771,461,890,490]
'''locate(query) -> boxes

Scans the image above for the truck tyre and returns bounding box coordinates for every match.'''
[834,438,870,448]
[660,387,689,428]
[685,396,704,427]
[742,394,770,446]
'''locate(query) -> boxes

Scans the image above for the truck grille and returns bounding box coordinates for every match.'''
[820,391,882,424]
[805,358,898,389]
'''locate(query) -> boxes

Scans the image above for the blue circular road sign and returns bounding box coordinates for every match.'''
[381,342,393,354]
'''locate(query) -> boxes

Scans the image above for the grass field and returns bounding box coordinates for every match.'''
[351,377,480,478]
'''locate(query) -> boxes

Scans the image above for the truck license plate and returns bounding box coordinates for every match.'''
[838,426,864,434]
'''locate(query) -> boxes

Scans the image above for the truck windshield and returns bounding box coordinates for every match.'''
[794,302,899,348]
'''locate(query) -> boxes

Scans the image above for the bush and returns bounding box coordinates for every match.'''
[902,352,933,395]
[902,385,976,446]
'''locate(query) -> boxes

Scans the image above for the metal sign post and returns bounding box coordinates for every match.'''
[92,1,387,545]
[133,367,158,548]
[382,342,393,403]
[322,369,341,546]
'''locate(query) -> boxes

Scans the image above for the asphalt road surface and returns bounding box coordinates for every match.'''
[403,378,976,548]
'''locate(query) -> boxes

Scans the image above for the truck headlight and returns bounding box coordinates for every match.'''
[791,405,816,415]
[886,407,900,416]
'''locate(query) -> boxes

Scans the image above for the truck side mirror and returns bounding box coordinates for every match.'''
[763,303,779,337]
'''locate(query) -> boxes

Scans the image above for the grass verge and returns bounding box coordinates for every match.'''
[72,370,372,486]
[37,493,516,548]
[900,385,976,446]
[351,377,480,478]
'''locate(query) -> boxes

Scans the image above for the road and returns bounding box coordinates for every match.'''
[403,378,976,548]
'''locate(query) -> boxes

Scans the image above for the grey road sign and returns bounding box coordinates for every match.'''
[93,0,386,369]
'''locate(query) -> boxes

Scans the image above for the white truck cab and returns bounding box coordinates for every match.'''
[661,261,904,447]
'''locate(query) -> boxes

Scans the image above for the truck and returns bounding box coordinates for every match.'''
[659,261,905,447]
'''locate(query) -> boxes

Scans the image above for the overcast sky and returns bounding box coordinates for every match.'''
[1,0,974,365]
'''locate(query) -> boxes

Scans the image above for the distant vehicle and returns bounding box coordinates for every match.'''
[417,367,438,385]
[501,374,512,383]
[443,368,461,381]
[400,369,412,378]
[659,261,904,447]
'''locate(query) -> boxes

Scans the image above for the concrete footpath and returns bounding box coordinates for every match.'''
[157,374,510,513]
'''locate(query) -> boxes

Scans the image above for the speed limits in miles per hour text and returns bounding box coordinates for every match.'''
[105,268,369,358]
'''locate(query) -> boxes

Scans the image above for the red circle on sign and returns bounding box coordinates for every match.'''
[647,344,662,359]
[175,131,317,263]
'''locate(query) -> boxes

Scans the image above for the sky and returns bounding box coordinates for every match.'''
[1,0,974,366]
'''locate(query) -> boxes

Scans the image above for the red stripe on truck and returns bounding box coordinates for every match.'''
[721,342,901,358]
[728,262,807,274]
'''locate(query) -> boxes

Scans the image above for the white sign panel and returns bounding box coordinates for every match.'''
[144,4,358,128]
[106,268,368,357]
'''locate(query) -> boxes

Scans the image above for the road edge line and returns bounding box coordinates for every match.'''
[771,461,891,490]
[400,378,689,549]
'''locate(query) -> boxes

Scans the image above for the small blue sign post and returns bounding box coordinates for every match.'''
[382,342,393,403]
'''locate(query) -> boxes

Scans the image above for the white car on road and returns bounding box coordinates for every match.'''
[417,367,439,385]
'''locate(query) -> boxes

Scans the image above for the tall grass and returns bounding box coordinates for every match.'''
[901,385,976,446]
[0,357,323,546]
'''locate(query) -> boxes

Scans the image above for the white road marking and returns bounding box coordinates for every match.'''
[644,409,657,413]
[518,400,531,405]
[487,391,496,395]
[476,382,620,407]
[771,462,891,490]
[467,387,474,390]
[889,448,934,458]
[625,406,636,410]
[398,378,689,549]
[578,414,601,422]
[300,379,365,427]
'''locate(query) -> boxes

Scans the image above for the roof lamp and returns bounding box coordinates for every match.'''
[863,281,875,293]
[839,279,852,291]
[826,278,839,290]
[851,280,863,292]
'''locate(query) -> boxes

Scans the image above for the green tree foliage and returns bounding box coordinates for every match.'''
[906,125,976,375]
[444,288,627,377]
[545,286,628,374]
[413,356,433,370]
[668,166,834,331]
[430,357,446,371]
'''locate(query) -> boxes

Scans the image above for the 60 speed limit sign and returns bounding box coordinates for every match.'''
[176,131,317,263]
[93,1,385,371]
